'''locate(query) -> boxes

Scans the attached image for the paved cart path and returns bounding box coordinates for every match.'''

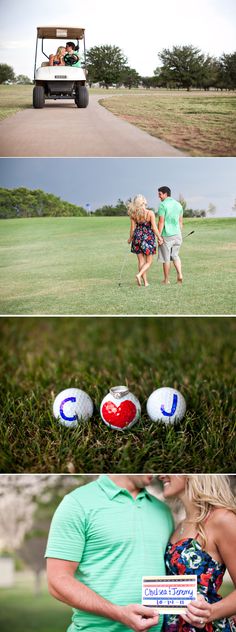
[0,94,185,157]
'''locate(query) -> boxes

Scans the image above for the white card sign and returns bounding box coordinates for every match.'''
[56,29,68,38]
[142,575,197,614]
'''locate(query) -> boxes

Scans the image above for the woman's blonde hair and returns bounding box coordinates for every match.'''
[186,475,236,546]
[127,194,148,223]
[56,46,65,57]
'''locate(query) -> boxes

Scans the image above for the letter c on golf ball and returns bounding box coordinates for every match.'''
[146,387,186,423]
[53,388,93,428]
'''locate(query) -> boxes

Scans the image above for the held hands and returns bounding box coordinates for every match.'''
[182,594,212,628]
[119,603,159,631]
[157,236,163,246]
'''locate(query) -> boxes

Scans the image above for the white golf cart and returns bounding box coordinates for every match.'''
[33,26,89,108]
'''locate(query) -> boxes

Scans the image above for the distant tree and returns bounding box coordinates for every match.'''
[15,74,32,85]
[184,208,206,218]
[94,198,127,216]
[155,45,205,90]
[178,194,206,217]
[219,52,236,89]
[119,66,140,88]
[207,203,216,215]
[87,45,128,88]
[178,194,188,213]
[232,199,236,212]
[141,75,159,88]
[198,56,221,90]
[0,64,15,84]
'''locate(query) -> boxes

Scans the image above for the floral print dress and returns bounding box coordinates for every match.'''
[164,537,233,632]
[131,221,156,256]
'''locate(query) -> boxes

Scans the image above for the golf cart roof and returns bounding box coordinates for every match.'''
[37,27,85,40]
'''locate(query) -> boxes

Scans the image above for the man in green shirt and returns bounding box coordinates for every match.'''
[45,474,174,632]
[157,186,183,285]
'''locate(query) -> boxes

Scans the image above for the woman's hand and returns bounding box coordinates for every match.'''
[157,236,163,245]
[181,594,212,628]
[127,238,132,244]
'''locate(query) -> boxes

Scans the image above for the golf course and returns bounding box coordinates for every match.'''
[0,317,235,473]
[0,216,235,315]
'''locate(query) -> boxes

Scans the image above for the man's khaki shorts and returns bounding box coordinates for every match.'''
[158,235,182,263]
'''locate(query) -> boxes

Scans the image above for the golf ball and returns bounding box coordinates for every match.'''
[53,388,93,428]
[100,385,141,430]
[146,387,186,423]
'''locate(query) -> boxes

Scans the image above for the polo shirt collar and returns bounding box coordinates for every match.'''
[98,475,153,501]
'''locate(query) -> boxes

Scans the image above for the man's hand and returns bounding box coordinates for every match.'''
[181,594,212,628]
[118,603,159,631]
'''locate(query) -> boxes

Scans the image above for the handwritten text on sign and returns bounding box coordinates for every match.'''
[142,576,197,614]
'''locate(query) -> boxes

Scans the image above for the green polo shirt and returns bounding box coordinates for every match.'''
[158,197,183,237]
[45,475,173,632]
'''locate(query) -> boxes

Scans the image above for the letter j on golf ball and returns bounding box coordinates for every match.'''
[146,387,186,423]
[53,388,93,427]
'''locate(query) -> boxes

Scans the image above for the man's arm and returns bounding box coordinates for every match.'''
[158,215,165,235]
[47,558,159,632]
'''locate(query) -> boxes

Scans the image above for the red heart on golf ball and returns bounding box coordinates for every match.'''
[102,400,137,428]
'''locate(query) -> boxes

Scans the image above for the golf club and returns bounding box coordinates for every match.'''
[118,251,130,287]
[183,230,195,240]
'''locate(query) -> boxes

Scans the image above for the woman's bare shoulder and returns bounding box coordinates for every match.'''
[210,507,236,529]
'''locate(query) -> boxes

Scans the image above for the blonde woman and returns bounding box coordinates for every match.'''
[49,46,66,66]
[158,475,236,632]
[127,195,163,287]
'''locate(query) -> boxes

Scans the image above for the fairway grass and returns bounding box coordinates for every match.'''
[0,217,235,315]
[0,317,235,473]
[100,90,236,157]
[0,85,32,121]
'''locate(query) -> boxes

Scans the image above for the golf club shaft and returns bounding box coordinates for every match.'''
[182,230,195,240]
[118,251,130,286]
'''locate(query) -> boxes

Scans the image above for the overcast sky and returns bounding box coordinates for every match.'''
[0,0,235,78]
[0,157,235,217]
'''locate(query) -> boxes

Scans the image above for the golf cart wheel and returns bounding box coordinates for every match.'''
[75,86,89,108]
[33,86,45,109]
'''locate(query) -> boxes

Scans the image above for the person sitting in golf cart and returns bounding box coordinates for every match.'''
[49,46,66,66]
[63,41,81,67]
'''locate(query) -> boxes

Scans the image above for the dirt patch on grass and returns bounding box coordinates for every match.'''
[100,90,236,156]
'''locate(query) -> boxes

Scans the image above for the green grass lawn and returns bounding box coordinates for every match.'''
[0,217,235,315]
[0,574,233,632]
[0,85,33,121]
[0,317,235,473]
[100,90,236,156]
[0,579,71,632]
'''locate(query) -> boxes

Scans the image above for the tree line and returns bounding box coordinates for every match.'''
[1,44,235,90]
[86,44,236,90]
[0,188,87,219]
[0,187,225,219]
